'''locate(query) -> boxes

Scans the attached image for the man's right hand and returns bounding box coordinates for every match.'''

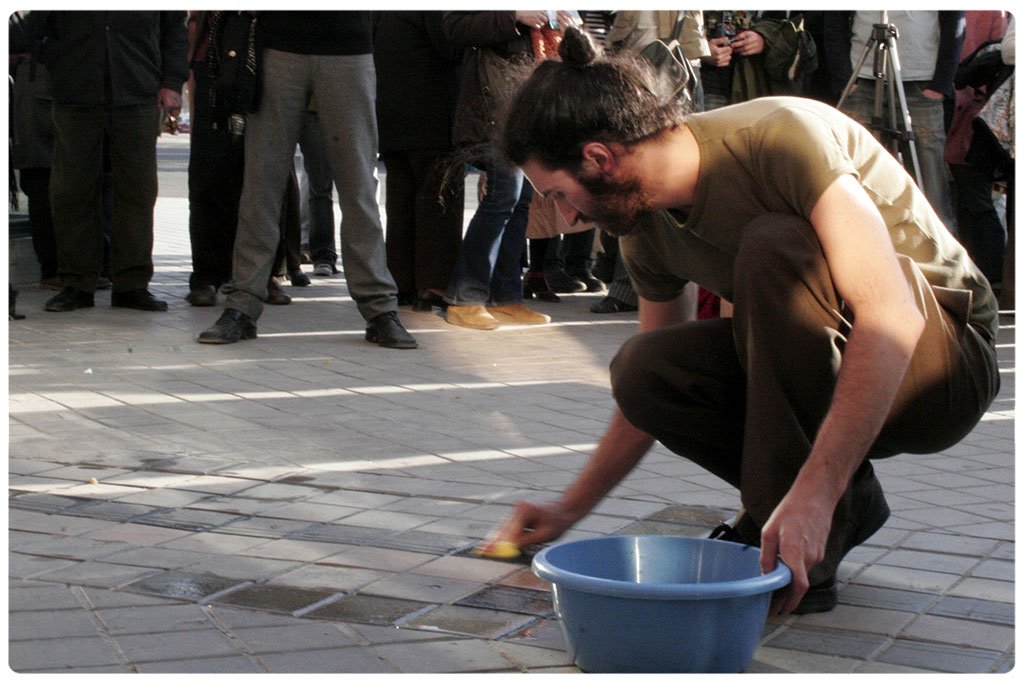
[503,499,583,548]
[702,36,733,68]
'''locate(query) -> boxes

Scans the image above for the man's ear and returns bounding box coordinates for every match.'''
[580,142,618,175]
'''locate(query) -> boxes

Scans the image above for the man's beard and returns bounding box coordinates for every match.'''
[576,168,656,237]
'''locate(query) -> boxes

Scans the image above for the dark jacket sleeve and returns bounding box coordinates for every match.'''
[159,11,190,93]
[423,11,462,65]
[930,11,965,96]
[822,11,853,100]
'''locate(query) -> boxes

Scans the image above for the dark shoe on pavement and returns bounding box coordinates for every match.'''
[197,308,257,344]
[546,269,587,293]
[571,270,606,293]
[186,285,217,307]
[412,288,447,312]
[288,269,311,287]
[590,296,638,314]
[45,286,94,312]
[523,272,561,302]
[112,288,168,311]
[265,281,291,305]
[365,310,418,349]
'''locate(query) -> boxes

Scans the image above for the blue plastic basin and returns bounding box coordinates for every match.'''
[532,535,791,673]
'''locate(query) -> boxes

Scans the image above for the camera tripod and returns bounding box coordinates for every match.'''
[837,12,923,186]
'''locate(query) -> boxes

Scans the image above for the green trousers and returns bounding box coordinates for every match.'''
[50,103,159,293]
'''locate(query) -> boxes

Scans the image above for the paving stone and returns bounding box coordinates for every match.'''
[456,585,554,617]
[503,617,569,652]
[372,638,517,673]
[746,647,861,673]
[123,570,249,602]
[927,595,1014,625]
[763,625,888,660]
[795,603,914,636]
[269,564,388,593]
[231,622,358,653]
[134,508,244,532]
[61,499,161,522]
[114,627,242,663]
[8,582,82,612]
[258,646,398,673]
[8,492,92,513]
[13,535,125,561]
[306,594,433,626]
[374,529,475,554]
[361,572,482,604]
[318,544,435,572]
[285,522,384,545]
[211,584,341,614]
[9,636,122,672]
[874,548,981,575]
[411,555,519,584]
[836,583,938,613]
[404,604,536,639]
[136,655,263,673]
[85,522,195,546]
[497,567,552,592]
[901,614,1014,651]
[852,564,961,594]
[875,639,1004,673]
[30,560,161,589]
[946,577,1015,603]
[96,603,211,635]
[9,608,101,641]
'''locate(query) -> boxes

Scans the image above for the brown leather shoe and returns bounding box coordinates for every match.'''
[265,281,291,305]
[446,305,499,330]
[488,303,550,325]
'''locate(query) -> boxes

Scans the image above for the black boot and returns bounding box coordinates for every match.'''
[197,309,257,344]
[45,286,95,312]
[111,288,168,311]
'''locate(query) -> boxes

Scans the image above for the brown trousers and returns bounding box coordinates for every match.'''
[611,214,999,577]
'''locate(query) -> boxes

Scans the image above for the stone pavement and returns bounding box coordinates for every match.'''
[7,135,1016,674]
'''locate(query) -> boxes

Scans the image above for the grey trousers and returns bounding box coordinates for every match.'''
[222,49,398,321]
[611,214,999,576]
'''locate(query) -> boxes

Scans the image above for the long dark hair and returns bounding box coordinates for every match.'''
[500,25,686,172]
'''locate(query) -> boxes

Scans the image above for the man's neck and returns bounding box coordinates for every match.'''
[636,123,701,210]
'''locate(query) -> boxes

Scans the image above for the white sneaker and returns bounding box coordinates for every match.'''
[313,263,333,277]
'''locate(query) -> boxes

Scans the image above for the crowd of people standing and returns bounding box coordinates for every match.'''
[9,10,1015,339]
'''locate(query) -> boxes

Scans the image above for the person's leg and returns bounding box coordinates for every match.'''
[950,162,1005,286]
[731,214,997,586]
[49,104,106,293]
[220,48,311,321]
[564,228,603,291]
[409,148,464,295]
[382,151,417,298]
[312,53,399,321]
[445,158,524,306]
[19,167,59,281]
[613,212,999,605]
[488,180,531,306]
[299,111,338,271]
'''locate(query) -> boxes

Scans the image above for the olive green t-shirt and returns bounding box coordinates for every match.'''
[620,96,998,342]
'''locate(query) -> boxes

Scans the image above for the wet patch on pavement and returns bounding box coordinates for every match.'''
[305,594,434,626]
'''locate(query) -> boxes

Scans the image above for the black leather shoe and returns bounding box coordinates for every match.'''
[265,281,291,305]
[44,287,95,312]
[197,309,257,344]
[288,269,311,287]
[365,310,418,349]
[112,288,168,311]
[186,285,217,307]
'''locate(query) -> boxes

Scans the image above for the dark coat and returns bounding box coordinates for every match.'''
[34,11,188,106]
[373,11,462,154]
[441,11,535,149]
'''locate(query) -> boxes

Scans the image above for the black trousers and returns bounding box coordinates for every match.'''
[381,148,464,295]
[188,66,243,291]
[611,214,999,578]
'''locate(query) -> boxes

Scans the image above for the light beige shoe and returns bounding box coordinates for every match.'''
[488,303,551,325]
[446,305,500,330]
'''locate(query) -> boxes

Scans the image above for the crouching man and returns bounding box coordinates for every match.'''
[493,27,999,614]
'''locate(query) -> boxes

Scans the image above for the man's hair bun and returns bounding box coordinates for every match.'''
[558,25,599,66]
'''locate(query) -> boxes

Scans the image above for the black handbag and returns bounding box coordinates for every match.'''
[637,14,704,113]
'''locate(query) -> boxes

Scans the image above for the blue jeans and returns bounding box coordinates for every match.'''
[445,159,530,306]
[842,80,955,231]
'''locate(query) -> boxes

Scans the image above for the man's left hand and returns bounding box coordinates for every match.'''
[759,482,835,614]
[922,88,944,101]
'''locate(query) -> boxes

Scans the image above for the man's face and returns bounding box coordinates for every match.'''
[521,159,655,237]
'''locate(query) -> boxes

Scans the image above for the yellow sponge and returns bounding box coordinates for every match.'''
[474,540,521,559]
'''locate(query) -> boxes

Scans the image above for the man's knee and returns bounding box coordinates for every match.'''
[609,332,658,428]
